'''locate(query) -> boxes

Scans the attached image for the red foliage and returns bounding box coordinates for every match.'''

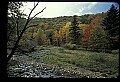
[82,21,94,49]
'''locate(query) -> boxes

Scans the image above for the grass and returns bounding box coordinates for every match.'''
[32,46,119,78]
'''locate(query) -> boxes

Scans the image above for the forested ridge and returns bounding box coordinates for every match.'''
[17,10,118,52]
[18,12,108,49]
[30,12,107,30]
[6,2,119,78]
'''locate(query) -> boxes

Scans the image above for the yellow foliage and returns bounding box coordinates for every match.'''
[78,24,88,30]
[33,32,38,38]
[41,34,47,45]
[54,22,71,43]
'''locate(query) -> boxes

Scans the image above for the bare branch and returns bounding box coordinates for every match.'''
[29,7,46,21]
[27,2,39,20]
[26,24,38,30]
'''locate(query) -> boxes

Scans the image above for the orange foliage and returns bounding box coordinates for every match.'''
[82,21,94,49]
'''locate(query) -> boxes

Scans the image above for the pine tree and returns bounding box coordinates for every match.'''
[69,15,82,45]
[102,4,119,50]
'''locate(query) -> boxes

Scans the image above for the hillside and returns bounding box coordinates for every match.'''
[30,12,107,30]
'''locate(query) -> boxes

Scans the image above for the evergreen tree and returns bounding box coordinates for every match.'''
[69,15,82,45]
[102,4,119,50]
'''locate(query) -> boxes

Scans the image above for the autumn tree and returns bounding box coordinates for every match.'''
[58,28,65,45]
[65,22,71,43]
[92,15,103,27]
[56,22,71,45]
[53,30,60,46]
[87,14,94,24]
[53,22,71,46]
[41,33,47,45]
[82,20,94,50]
[78,24,88,30]
[102,4,119,50]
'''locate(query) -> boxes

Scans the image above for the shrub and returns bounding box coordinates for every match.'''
[58,47,65,53]
[39,46,46,50]
[112,49,119,54]
[63,43,69,49]
[63,43,77,50]
[8,60,19,66]
[69,44,77,50]
[77,45,82,48]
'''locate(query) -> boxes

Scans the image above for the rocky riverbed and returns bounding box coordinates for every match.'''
[7,50,74,78]
[7,50,106,78]
[7,58,82,78]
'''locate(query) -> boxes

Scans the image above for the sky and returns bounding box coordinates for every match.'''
[20,2,119,18]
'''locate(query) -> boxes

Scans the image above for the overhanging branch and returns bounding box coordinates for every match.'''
[7,2,45,62]
[26,24,38,30]
[27,2,39,20]
[29,7,46,21]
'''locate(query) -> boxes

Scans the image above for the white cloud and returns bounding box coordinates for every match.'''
[74,13,80,16]
[20,2,98,18]
[79,9,83,13]
[78,2,97,12]
[87,2,97,10]
[65,11,74,16]
[85,12,93,14]
[21,2,71,18]
[77,2,98,15]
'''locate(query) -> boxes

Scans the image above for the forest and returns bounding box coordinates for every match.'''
[6,2,119,78]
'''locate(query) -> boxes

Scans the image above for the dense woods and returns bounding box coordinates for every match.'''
[6,2,119,78]
[13,4,118,52]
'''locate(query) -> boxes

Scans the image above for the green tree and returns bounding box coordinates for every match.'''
[69,15,82,45]
[18,30,36,53]
[90,26,110,52]
[101,4,119,50]
[79,14,89,24]
[45,29,54,45]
